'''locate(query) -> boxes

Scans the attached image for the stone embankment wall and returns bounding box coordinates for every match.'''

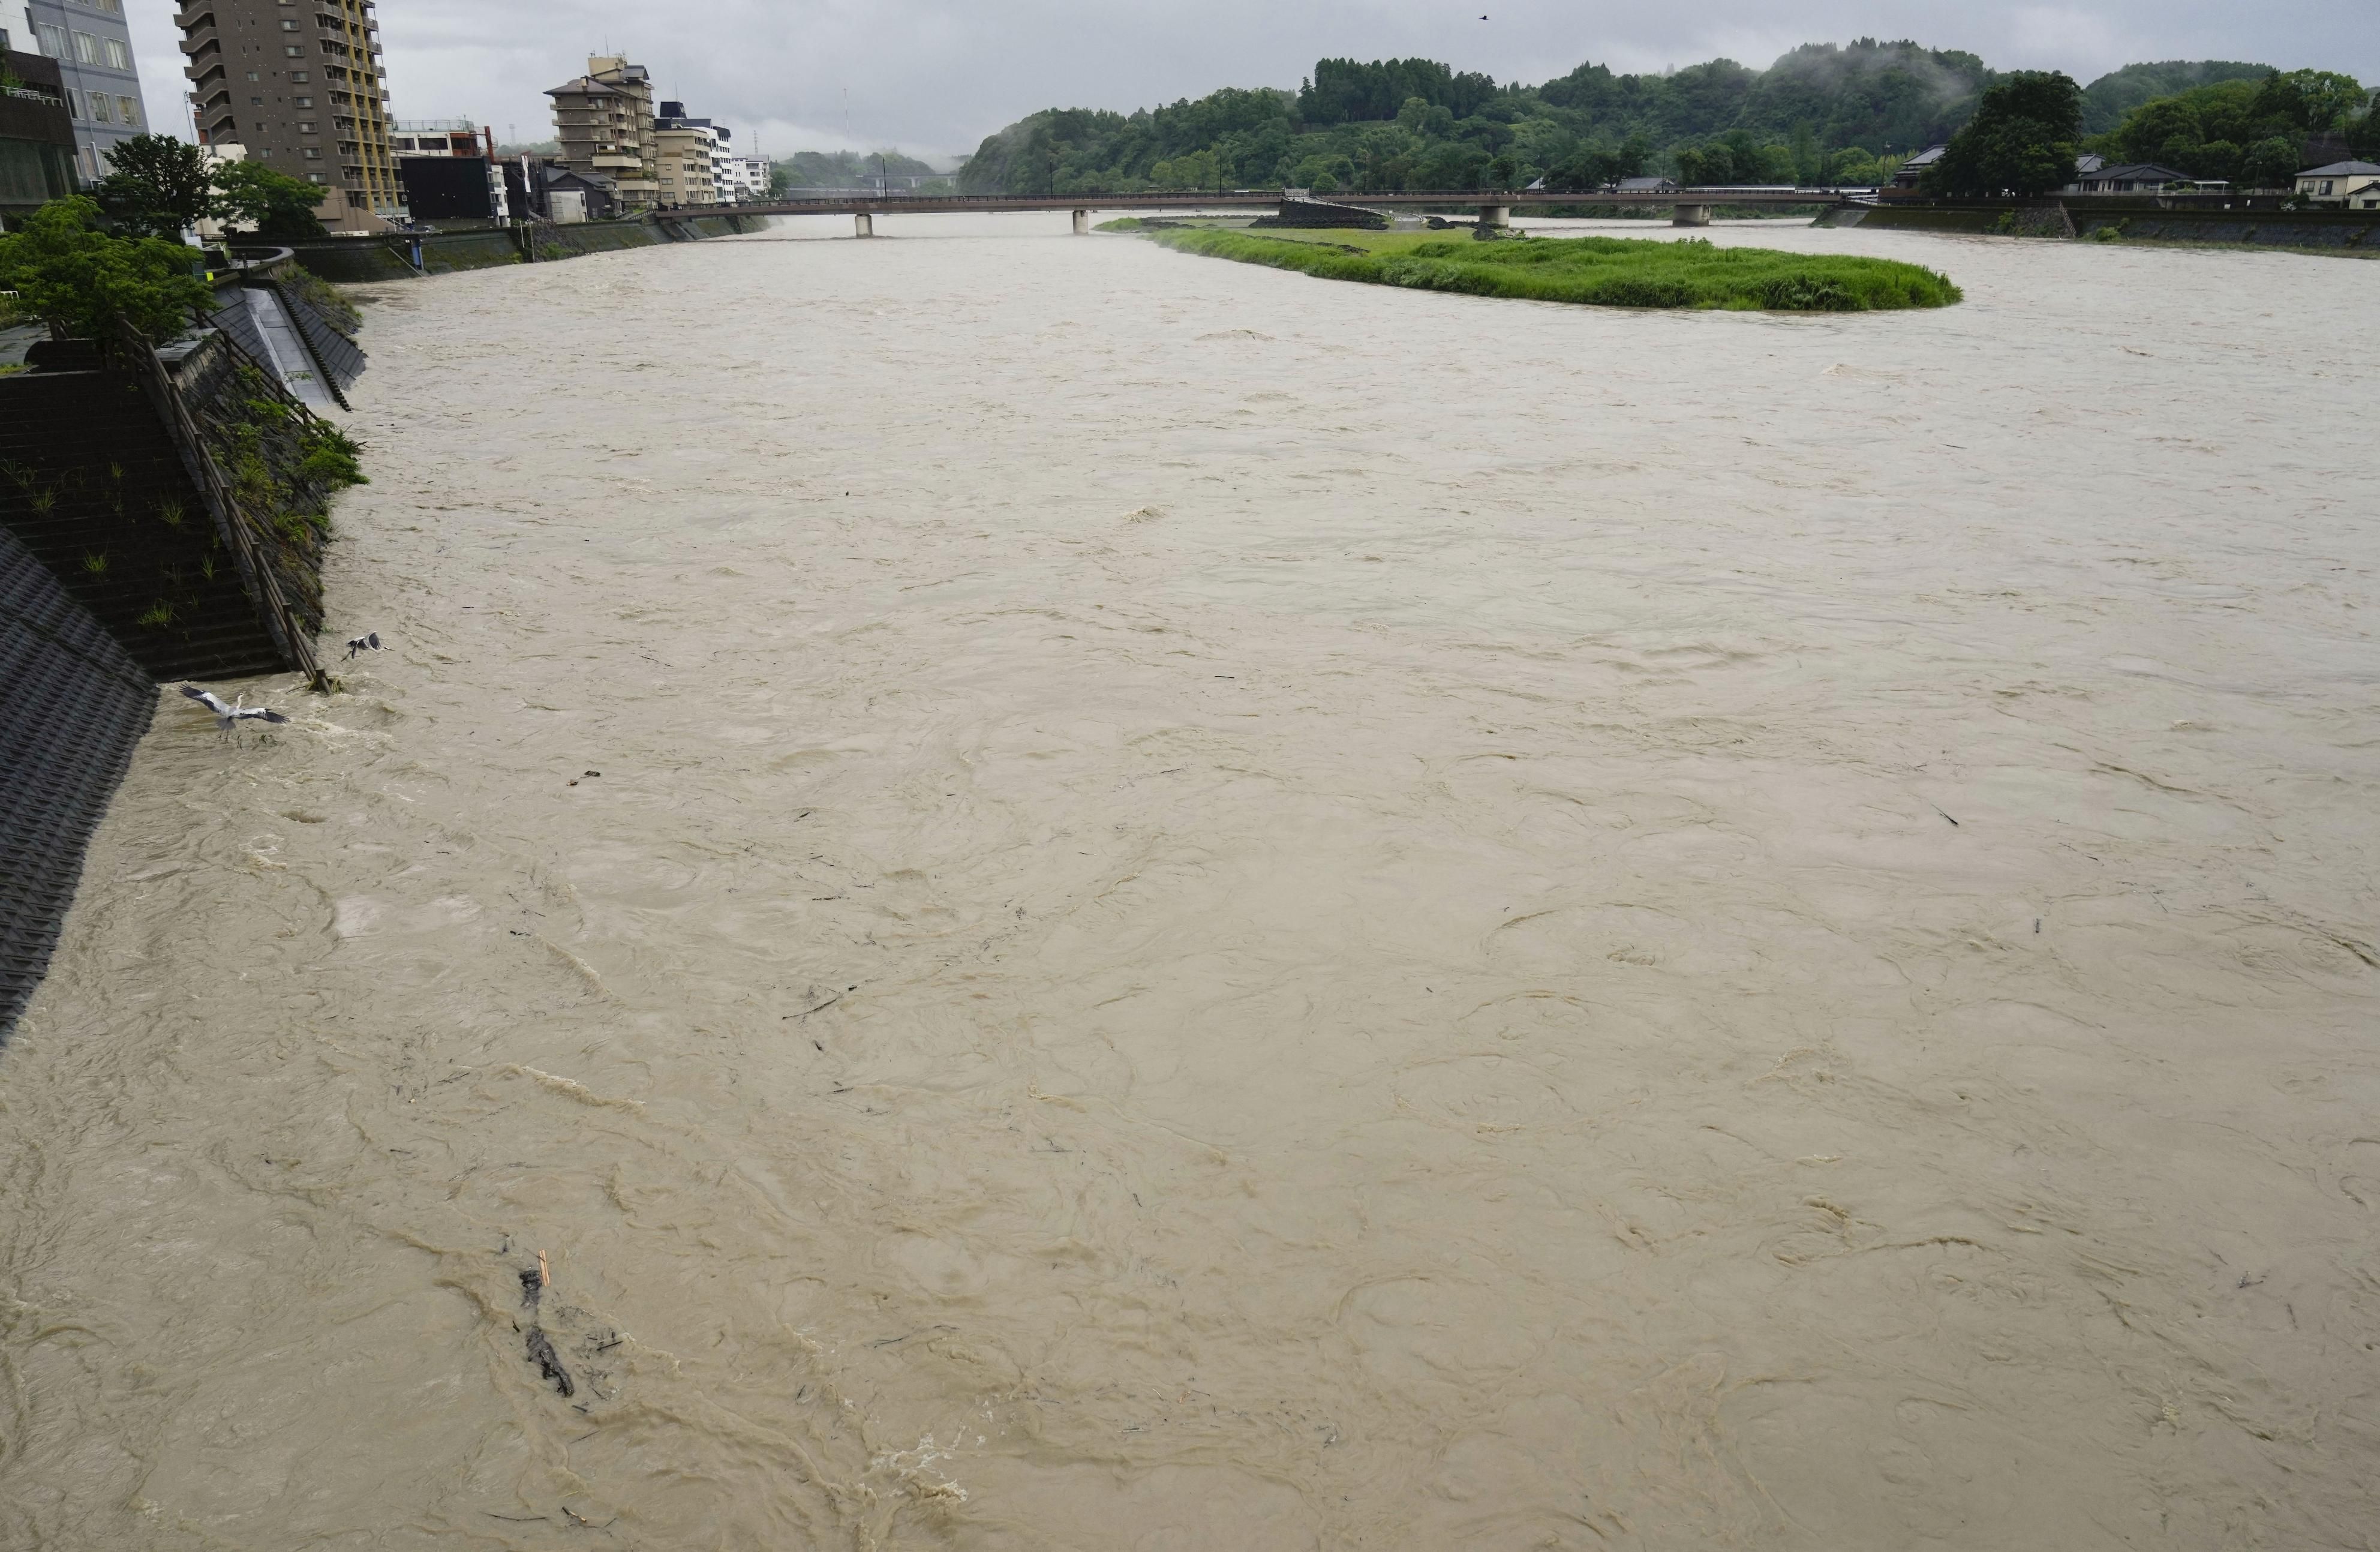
[1824,202,2379,250]
[0,525,157,1040]
[0,355,288,679]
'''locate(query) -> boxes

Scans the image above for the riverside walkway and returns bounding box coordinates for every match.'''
[696,187,1872,235]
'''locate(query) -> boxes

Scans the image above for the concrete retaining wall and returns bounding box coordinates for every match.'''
[289,213,764,282]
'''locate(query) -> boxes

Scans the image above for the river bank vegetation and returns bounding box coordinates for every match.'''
[1149,228,1961,312]
[955,41,2370,199]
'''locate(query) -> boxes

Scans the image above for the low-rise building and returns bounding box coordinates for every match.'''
[392,118,486,158]
[538,162,615,222]
[2295,161,2380,206]
[0,35,76,221]
[716,152,769,202]
[547,56,655,209]
[13,1,148,182]
[1890,145,1946,189]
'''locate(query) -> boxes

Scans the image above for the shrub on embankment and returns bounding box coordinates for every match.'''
[1151,229,1963,311]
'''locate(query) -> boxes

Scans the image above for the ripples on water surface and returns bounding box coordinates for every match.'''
[2,215,2376,1548]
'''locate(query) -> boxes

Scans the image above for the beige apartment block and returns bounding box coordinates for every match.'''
[656,122,719,206]
[546,55,656,208]
[178,0,401,230]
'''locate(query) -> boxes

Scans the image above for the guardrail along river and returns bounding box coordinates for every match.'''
[3,215,2375,1549]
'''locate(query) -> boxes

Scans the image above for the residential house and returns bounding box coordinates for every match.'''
[0,34,76,220]
[546,56,655,209]
[538,161,614,223]
[1891,145,1946,189]
[1613,176,1677,193]
[14,0,147,182]
[2065,162,2197,195]
[2295,161,2380,206]
[178,0,401,232]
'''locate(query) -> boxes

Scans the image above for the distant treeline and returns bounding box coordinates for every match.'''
[2085,68,2375,185]
[1299,58,1500,125]
[957,39,2372,197]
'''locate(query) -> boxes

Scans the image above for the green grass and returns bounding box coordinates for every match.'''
[1149,228,1963,311]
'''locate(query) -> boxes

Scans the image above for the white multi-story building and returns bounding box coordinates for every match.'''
[716,153,768,201]
[13,0,149,181]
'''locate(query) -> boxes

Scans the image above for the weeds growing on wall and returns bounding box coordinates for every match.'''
[1151,228,1963,310]
[188,361,369,632]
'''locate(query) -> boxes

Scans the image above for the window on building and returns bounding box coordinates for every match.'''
[290,71,307,82]
[34,22,68,57]
[295,95,312,107]
[87,91,112,123]
[65,88,83,121]
[70,30,100,64]
[118,96,138,125]
[247,71,260,80]
[303,147,320,158]
[285,46,300,56]
[282,19,297,29]
[104,38,128,69]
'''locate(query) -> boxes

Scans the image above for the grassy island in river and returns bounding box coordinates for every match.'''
[1148,228,1963,311]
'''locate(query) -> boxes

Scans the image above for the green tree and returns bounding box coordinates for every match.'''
[1925,71,2083,198]
[2112,96,2203,162]
[0,197,212,342]
[2249,70,2366,134]
[92,133,218,239]
[214,160,329,241]
[2241,135,2304,188]
[2346,97,2380,158]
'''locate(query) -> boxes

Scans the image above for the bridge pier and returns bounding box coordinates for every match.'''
[1072,208,1090,235]
[1672,203,1712,227]
[854,212,875,238]
[1478,202,1511,229]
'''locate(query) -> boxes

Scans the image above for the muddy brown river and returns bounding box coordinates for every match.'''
[2,216,2376,1549]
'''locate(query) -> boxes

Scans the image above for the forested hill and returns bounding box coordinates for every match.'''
[2080,61,2276,132]
[957,40,2284,196]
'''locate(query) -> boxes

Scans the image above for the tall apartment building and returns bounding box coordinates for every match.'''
[178,0,401,230]
[546,56,655,209]
[14,0,150,181]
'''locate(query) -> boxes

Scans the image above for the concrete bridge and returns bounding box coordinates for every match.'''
[680,187,1873,237]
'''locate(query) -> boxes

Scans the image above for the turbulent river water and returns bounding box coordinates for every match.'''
[2,215,2376,1549]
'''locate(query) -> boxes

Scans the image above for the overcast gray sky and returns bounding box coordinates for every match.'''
[128,0,2372,160]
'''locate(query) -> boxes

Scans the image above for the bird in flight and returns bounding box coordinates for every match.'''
[345,632,383,660]
[181,685,290,734]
